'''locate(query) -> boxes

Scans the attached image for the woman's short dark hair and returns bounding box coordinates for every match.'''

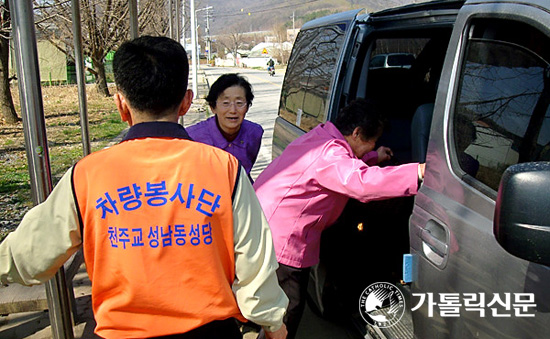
[206,74,254,108]
[334,98,386,139]
[113,36,189,116]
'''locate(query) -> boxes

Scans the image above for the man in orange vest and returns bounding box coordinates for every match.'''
[0,36,288,339]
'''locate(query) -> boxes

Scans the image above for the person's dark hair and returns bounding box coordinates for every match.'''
[205,73,254,108]
[113,36,189,116]
[334,98,386,139]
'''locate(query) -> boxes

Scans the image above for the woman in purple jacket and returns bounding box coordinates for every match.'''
[253,98,425,339]
[187,74,263,178]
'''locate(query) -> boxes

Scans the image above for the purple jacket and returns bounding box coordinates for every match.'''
[253,122,419,268]
[187,116,263,175]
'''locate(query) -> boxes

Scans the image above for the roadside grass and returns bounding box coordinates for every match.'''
[0,85,127,241]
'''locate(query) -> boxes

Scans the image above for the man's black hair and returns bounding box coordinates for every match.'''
[113,36,189,116]
[334,98,386,139]
[205,73,254,108]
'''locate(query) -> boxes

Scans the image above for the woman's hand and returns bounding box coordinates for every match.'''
[265,324,288,339]
[418,163,426,180]
[376,146,394,163]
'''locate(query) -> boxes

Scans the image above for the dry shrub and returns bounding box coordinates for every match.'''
[11,83,117,116]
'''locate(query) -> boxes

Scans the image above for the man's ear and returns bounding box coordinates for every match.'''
[353,126,362,139]
[177,89,194,117]
[114,93,133,125]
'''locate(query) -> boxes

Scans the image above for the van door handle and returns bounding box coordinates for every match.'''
[420,226,448,258]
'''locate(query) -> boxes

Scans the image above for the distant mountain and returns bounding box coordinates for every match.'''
[195,0,430,35]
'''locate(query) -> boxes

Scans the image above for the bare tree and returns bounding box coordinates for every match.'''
[34,0,162,97]
[140,1,171,37]
[271,23,290,65]
[217,28,246,67]
[0,0,18,124]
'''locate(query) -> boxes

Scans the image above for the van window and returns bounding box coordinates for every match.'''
[366,38,432,111]
[387,53,415,68]
[452,19,550,192]
[361,36,448,163]
[279,24,347,131]
[369,55,385,69]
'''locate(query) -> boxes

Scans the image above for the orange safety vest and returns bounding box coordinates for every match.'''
[73,135,245,339]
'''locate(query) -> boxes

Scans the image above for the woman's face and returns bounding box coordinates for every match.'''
[350,136,377,159]
[346,127,378,159]
[212,85,249,137]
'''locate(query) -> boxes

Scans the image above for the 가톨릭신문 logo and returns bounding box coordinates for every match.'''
[359,282,405,328]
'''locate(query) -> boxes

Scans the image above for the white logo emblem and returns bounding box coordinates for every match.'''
[359,282,405,328]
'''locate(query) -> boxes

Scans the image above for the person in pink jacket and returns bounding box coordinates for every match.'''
[253,98,425,339]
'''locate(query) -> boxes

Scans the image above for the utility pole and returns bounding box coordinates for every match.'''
[190,0,197,96]
[168,0,182,42]
[181,0,186,45]
[205,7,212,62]
[168,0,174,39]
[195,6,213,63]
[175,0,181,42]
[179,0,186,126]
[129,0,138,39]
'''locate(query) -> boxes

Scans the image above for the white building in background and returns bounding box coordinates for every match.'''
[214,42,293,68]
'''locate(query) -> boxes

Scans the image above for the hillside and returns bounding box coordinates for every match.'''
[198,0,430,35]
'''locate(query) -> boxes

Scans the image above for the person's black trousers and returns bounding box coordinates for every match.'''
[257,263,311,339]
[148,318,242,339]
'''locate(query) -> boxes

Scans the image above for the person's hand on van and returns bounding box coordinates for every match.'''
[265,323,288,339]
[376,146,394,163]
[418,163,426,180]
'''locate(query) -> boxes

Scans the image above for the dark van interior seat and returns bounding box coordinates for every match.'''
[377,118,413,164]
[410,103,434,163]
[365,68,417,164]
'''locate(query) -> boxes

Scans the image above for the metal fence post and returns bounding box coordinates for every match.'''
[8,0,75,338]
[129,0,138,39]
[71,0,90,157]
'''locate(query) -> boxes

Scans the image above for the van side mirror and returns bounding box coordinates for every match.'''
[494,163,550,266]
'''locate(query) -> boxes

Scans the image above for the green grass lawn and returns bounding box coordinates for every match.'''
[0,85,127,241]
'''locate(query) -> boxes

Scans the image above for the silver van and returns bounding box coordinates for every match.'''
[273,0,550,337]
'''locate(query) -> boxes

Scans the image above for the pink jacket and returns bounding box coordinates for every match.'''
[253,122,419,268]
